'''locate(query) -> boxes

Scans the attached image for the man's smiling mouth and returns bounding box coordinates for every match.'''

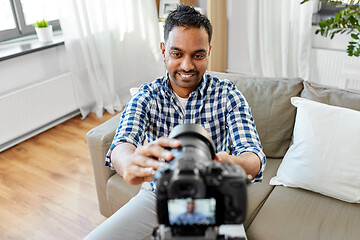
[179,73,195,78]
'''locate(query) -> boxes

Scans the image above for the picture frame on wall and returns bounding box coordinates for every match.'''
[159,0,179,19]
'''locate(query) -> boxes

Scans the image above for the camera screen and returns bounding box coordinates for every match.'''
[167,198,216,226]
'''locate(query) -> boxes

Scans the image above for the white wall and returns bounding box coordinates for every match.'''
[0,45,78,151]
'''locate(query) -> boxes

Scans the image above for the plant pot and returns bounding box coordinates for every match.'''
[35,25,53,43]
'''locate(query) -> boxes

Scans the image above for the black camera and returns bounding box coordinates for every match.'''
[153,124,247,237]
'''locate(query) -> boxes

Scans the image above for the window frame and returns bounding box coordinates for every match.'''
[0,0,61,42]
[312,2,345,25]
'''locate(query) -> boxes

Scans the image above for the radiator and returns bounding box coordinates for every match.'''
[0,73,79,152]
[309,48,360,91]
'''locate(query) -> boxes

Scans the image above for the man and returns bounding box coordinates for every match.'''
[173,199,208,225]
[85,4,265,240]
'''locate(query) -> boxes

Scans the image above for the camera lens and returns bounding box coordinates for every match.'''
[161,124,216,198]
[168,124,215,160]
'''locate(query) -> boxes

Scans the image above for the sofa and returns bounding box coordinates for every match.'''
[87,71,360,240]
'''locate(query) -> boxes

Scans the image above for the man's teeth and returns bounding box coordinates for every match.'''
[180,73,193,78]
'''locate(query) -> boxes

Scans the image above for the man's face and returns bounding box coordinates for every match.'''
[187,200,195,214]
[161,26,211,98]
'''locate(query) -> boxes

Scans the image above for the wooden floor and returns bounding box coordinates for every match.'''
[0,112,116,240]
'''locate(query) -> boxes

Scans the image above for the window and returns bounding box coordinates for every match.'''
[312,0,351,25]
[0,0,61,42]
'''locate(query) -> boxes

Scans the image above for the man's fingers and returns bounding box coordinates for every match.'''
[155,137,181,161]
[127,164,153,178]
[122,165,154,185]
[126,165,158,183]
[136,144,172,161]
[136,137,181,161]
[122,137,182,185]
[131,153,165,169]
[156,137,181,148]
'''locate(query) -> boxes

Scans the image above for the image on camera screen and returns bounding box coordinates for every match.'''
[168,198,216,226]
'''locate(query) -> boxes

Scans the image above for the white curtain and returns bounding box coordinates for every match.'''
[59,0,164,118]
[247,0,313,80]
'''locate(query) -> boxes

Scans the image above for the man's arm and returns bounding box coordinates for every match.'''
[215,151,260,179]
[224,82,266,181]
[110,137,181,185]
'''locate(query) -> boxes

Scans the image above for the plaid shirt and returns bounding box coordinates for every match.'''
[173,211,209,225]
[106,72,266,190]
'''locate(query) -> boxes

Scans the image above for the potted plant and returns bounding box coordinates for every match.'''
[34,19,53,43]
[301,0,360,57]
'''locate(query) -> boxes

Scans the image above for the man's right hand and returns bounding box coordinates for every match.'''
[110,137,181,185]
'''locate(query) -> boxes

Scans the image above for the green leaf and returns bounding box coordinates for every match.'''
[349,16,357,26]
[348,10,356,15]
[305,0,360,57]
[335,12,340,21]
[351,33,359,39]
[33,19,48,28]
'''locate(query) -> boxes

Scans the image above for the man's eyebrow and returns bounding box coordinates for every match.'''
[169,47,207,54]
[193,49,207,54]
[170,47,182,51]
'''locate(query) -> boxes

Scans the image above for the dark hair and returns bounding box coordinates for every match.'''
[164,4,212,44]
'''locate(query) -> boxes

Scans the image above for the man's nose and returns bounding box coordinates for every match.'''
[180,56,194,71]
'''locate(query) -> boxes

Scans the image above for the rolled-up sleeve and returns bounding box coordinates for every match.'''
[226,85,266,182]
[105,91,151,169]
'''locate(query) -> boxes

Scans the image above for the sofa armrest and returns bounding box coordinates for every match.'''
[87,113,121,217]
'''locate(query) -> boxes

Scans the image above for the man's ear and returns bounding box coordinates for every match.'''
[160,42,166,58]
[208,45,212,56]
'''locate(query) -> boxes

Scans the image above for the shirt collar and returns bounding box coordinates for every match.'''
[163,71,209,98]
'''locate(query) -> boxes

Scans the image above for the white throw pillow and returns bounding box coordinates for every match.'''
[270,97,360,203]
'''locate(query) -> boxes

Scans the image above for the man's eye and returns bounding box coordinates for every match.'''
[171,52,181,57]
[194,54,205,59]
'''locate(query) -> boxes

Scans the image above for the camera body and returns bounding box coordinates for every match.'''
[154,124,247,236]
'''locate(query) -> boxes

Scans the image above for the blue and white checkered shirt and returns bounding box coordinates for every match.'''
[173,211,208,225]
[106,72,266,190]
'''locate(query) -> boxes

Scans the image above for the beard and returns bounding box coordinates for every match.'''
[169,69,202,89]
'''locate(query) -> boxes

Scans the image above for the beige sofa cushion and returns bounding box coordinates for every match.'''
[244,158,281,229]
[246,186,360,240]
[208,71,304,158]
[301,81,360,111]
[107,174,141,214]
